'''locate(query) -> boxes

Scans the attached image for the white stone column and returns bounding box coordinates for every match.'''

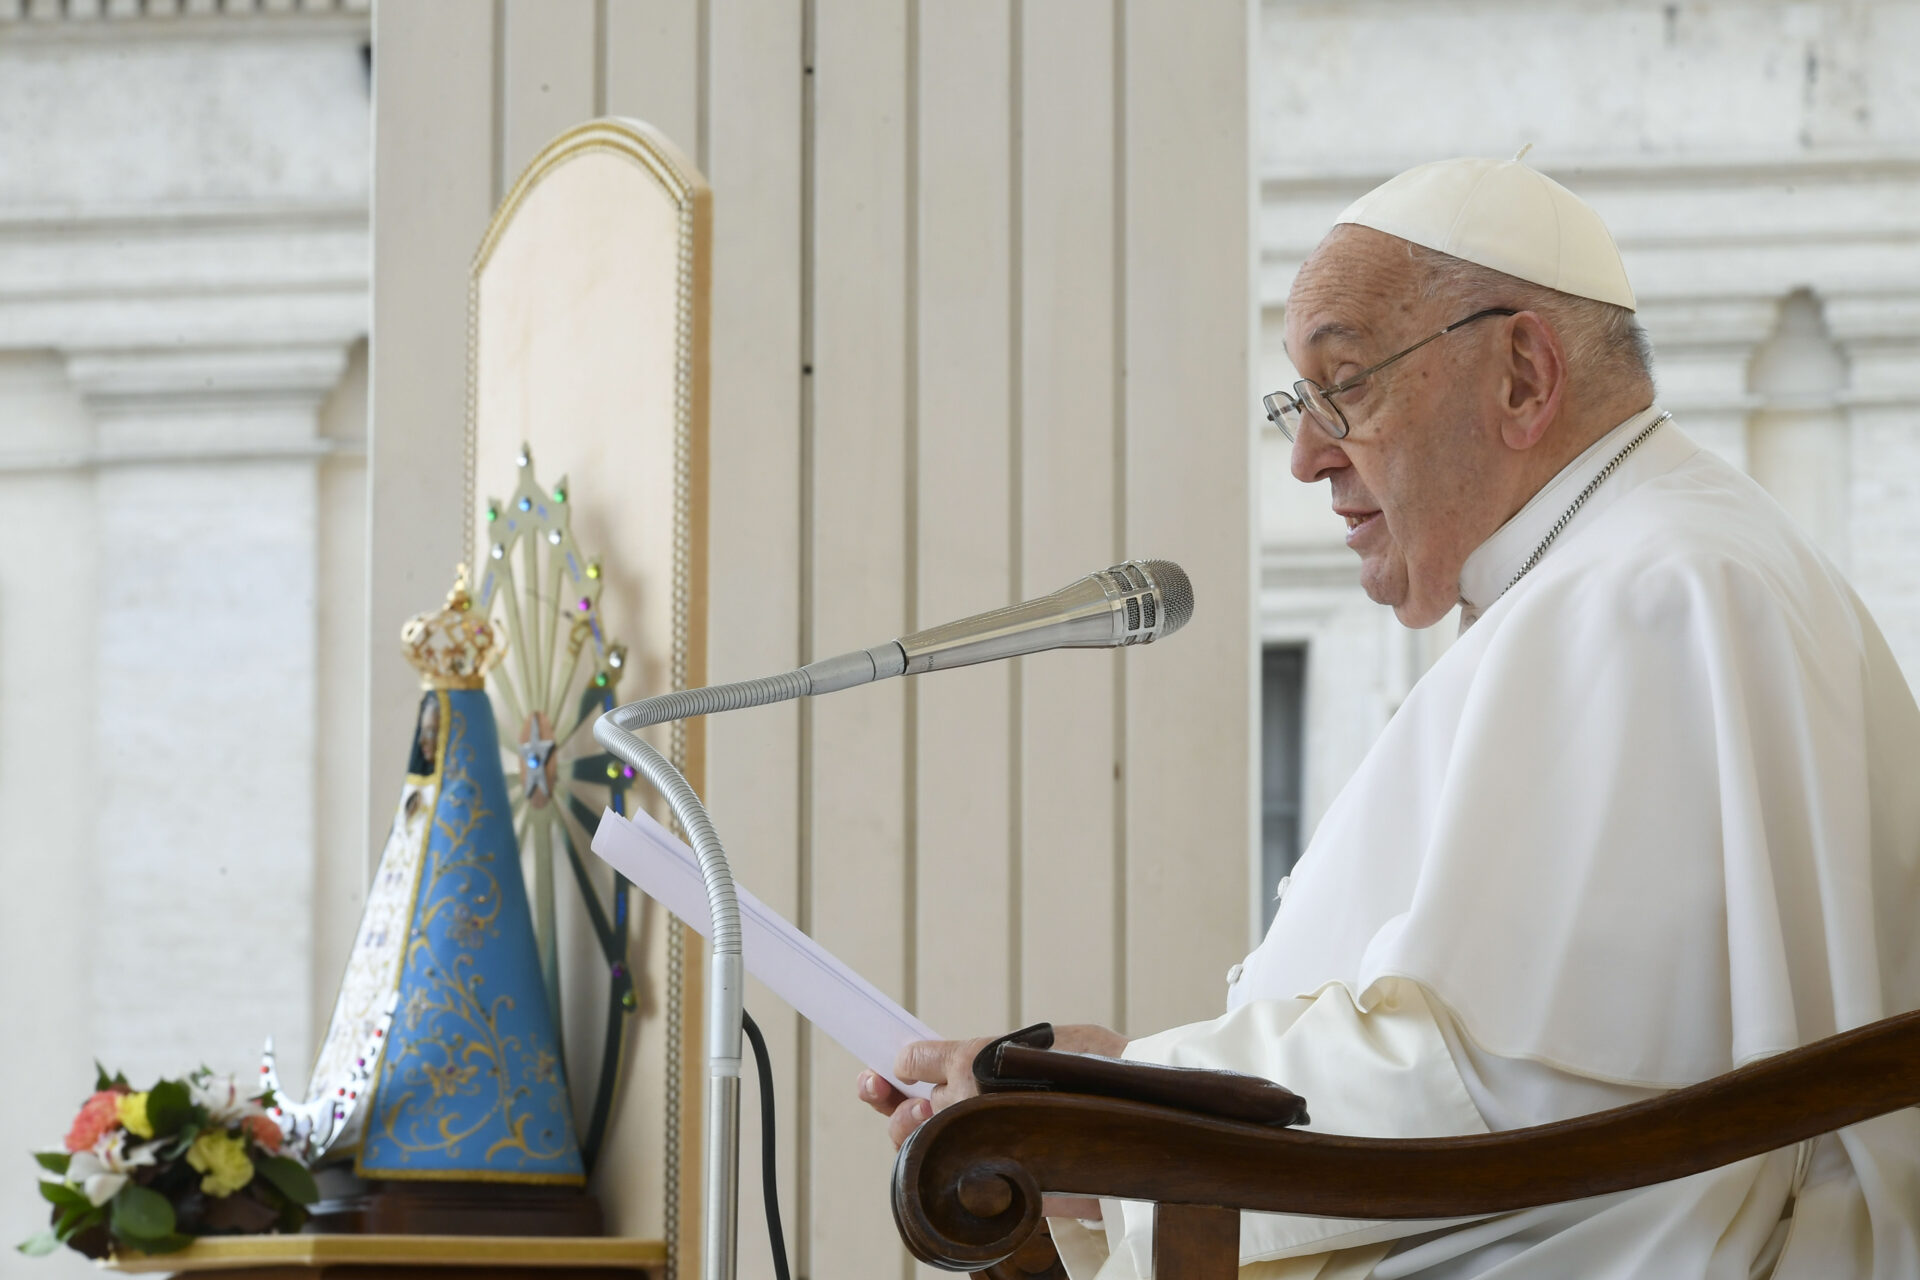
[75,346,348,1080]
[0,354,102,1280]
[1747,290,1853,570]
[1831,294,1920,684]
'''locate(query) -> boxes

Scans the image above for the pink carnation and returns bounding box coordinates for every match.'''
[64,1091,124,1154]
[241,1114,283,1154]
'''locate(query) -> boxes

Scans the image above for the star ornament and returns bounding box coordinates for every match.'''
[521,728,556,805]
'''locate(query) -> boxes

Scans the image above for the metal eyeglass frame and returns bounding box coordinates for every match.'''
[1263,307,1518,441]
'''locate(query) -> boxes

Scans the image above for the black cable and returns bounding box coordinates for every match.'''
[741,1009,791,1280]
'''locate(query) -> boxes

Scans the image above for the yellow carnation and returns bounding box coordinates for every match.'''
[186,1130,255,1198]
[116,1092,154,1139]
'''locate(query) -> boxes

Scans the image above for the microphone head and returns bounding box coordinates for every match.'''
[1098,559,1194,645]
[1139,560,1194,637]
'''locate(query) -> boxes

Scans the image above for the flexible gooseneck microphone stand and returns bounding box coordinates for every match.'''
[593,645,906,1280]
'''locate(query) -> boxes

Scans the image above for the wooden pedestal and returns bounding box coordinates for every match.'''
[307,1178,603,1238]
[102,1234,665,1280]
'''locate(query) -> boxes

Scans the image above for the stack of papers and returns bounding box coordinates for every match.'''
[592,807,938,1098]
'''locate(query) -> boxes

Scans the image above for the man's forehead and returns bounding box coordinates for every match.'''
[1281,307,1371,372]
[1284,229,1424,359]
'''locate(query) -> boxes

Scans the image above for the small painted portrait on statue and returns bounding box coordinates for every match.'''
[408,692,440,777]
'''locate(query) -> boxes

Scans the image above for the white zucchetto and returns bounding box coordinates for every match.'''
[1336,155,1637,311]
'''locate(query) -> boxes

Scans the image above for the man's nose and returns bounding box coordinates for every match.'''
[1290,418,1350,484]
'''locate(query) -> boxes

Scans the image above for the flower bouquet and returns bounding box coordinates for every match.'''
[19,1066,319,1259]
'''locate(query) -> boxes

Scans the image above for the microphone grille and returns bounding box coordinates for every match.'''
[1140,560,1195,637]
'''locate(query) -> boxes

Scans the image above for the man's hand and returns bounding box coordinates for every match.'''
[856,1024,1128,1150]
[857,1035,992,1150]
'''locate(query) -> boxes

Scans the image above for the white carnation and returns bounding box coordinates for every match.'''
[190,1074,260,1125]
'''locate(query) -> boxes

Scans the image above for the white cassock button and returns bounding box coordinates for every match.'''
[1225,963,1245,986]
[1274,874,1292,904]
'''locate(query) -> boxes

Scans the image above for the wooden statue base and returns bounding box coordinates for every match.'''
[102,1234,664,1280]
[307,1172,603,1238]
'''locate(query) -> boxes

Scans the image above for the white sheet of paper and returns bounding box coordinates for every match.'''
[592,806,939,1099]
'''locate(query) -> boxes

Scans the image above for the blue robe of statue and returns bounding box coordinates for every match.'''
[357,688,586,1183]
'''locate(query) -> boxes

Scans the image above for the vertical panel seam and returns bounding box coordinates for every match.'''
[1110,0,1129,1034]
[1007,0,1025,1029]
[591,0,606,117]
[1245,0,1264,955]
[1251,0,1267,959]
[696,0,712,171]
[796,2,817,1274]
[902,8,922,1276]
[489,0,506,204]
[902,0,921,1031]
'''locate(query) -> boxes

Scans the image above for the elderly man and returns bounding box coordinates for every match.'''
[860,157,1920,1278]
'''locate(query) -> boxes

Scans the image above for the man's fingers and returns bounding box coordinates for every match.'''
[894,1038,959,1086]
[887,1096,933,1150]
[878,1036,995,1148]
[896,1035,995,1088]
[856,1070,907,1118]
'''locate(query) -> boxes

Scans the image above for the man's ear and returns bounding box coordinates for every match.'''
[1499,311,1567,450]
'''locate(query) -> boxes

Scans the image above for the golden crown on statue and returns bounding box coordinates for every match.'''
[401,565,507,689]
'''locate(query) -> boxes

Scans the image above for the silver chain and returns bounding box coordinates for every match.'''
[1498,412,1672,600]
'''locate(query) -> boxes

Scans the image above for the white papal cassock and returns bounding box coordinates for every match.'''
[1052,405,1920,1279]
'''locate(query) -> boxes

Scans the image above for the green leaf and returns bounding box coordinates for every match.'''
[144,1080,193,1137]
[162,1125,200,1161]
[254,1156,320,1206]
[15,1230,59,1257]
[109,1185,175,1242]
[32,1152,70,1176]
[38,1181,89,1211]
[52,1203,99,1242]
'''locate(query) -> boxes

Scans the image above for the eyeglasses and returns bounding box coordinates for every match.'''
[1262,308,1518,441]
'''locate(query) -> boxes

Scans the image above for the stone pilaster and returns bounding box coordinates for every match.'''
[72,346,349,1079]
[1829,294,1920,684]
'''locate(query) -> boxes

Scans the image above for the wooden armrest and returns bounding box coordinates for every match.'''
[974,1023,1310,1126]
[893,1009,1920,1274]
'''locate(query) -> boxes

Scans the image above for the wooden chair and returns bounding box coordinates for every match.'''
[892,1009,1920,1278]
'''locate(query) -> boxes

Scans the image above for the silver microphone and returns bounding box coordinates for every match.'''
[895,558,1193,674]
[597,558,1194,734]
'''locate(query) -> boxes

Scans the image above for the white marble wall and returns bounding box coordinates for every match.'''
[1258,0,1920,840]
[0,6,367,1272]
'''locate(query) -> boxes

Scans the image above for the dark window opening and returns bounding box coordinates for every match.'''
[1260,644,1307,932]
